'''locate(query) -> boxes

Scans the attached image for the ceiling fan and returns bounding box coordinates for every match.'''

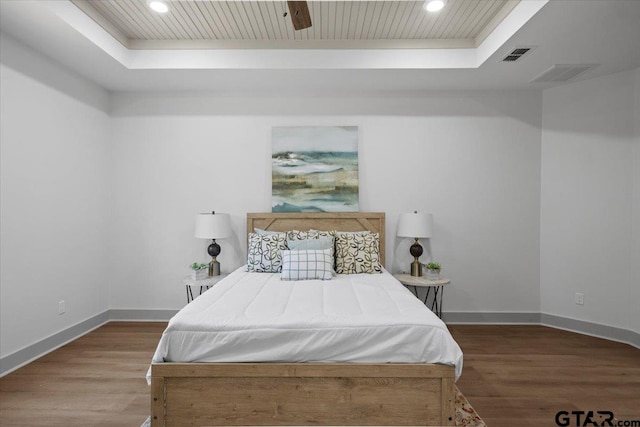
[285,1,312,30]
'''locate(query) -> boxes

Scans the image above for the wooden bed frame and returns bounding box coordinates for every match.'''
[150,212,455,426]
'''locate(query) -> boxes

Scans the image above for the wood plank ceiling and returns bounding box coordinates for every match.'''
[71,0,517,49]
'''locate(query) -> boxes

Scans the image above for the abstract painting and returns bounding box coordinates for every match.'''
[272,126,359,212]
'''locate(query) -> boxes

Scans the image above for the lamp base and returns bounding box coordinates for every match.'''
[409,238,423,277]
[410,259,423,277]
[208,239,222,276]
[208,258,220,277]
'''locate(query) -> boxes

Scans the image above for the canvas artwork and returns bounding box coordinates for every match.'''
[272,126,359,212]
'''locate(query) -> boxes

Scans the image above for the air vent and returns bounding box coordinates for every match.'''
[501,46,535,62]
[530,64,598,83]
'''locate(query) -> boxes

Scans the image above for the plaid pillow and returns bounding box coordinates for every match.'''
[280,249,333,281]
[287,230,337,271]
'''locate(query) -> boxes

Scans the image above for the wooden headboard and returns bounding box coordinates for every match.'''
[247,212,386,267]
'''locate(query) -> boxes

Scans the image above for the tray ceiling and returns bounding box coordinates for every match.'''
[4,0,640,92]
[70,0,517,49]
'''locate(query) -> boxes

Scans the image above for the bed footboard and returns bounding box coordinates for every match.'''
[150,362,455,426]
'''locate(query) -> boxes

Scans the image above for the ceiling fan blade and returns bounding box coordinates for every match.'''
[287,1,312,31]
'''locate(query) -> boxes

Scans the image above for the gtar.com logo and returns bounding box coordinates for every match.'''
[555,411,640,427]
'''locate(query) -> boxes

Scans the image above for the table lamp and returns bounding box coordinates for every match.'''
[195,211,231,276]
[397,211,433,277]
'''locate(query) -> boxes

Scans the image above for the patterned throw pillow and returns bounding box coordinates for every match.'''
[288,230,337,242]
[309,230,337,248]
[335,232,382,274]
[246,232,288,272]
[329,230,371,235]
[286,230,313,241]
[281,249,333,281]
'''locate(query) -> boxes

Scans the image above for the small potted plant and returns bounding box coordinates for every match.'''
[189,262,209,280]
[424,262,441,280]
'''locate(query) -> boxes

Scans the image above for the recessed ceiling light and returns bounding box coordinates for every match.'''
[147,0,169,14]
[424,0,445,12]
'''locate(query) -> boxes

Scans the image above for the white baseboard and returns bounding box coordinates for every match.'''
[445,311,639,348]
[1,309,637,377]
[443,311,541,324]
[109,309,178,321]
[0,311,111,377]
[0,309,176,377]
[540,313,640,349]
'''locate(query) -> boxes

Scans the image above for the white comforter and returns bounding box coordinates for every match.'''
[150,266,463,380]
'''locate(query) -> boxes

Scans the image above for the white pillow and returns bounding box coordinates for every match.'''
[254,228,279,235]
[287,236,333,251]
[281,249,333,281]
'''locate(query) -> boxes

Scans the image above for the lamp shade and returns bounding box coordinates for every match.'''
[195,212,232,239]
[397,212,433,238]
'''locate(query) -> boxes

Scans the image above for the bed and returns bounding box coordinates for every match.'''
[150,212,462,426]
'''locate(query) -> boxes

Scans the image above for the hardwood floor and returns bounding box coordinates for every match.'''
[0,322,638,426]
[449,325,640,427]
[0,322,166,427]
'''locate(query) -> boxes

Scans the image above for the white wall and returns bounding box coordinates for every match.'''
[0,35,111,358]
[2,31,637,367]
[541,69,637,332]
[633,68,640,333]
[3,29,637,366]
[109,92,542,313]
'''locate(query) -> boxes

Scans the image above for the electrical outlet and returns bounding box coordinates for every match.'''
[575,293,584,306]
[58,300,66,315]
